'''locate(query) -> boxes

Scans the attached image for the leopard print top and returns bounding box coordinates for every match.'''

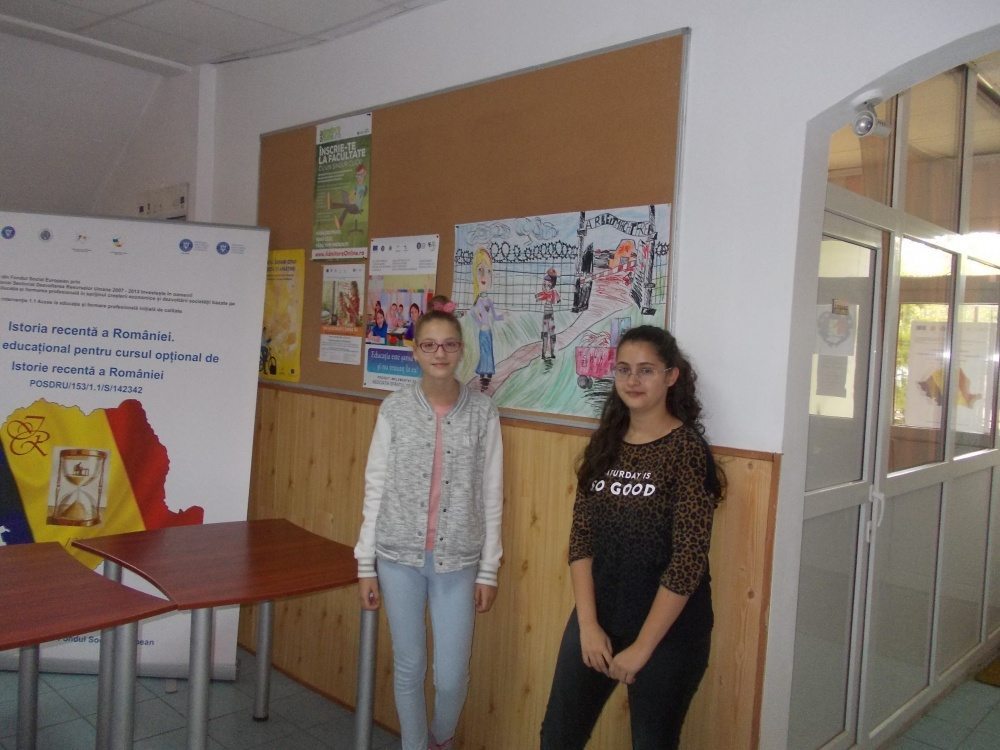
[569,424,720,641]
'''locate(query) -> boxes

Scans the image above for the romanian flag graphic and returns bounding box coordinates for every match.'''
[0,399,203,564]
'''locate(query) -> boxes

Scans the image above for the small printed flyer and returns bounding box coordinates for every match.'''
[319,263,365,365]
[311,113,372,260]
[363,234,439,390]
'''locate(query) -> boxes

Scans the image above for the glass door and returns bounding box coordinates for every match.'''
[859,242,1000,746]
[788,214,884,750]
[794,58,1000,750]
[861,239,955,744]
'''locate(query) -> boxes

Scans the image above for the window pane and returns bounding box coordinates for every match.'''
[969,54,1000,233]
[905,69,965,231]
[936,470,990,675]
[954,258,1000,455]
[789,507,860,748]
[806,238,877,490]
[890,240,954,472]
[828,99,896,204]
[988,468,1000,634]
[864,485,940,732]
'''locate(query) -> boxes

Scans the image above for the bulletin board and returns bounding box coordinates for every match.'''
[257,32,684,414]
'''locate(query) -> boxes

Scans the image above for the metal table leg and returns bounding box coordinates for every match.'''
[16,644,38,750]
[96,560,121,750]
[187,608,214,750]
[253,600,273,720]
[109,621,138,749]
[354,608,378,750]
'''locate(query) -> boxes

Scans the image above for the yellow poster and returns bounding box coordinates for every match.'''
[261,248,305,382]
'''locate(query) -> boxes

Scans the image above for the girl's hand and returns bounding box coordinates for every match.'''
[359,578,380,610]
[609,643,652,685]
[474,583,497,613]
[578,621,613,677]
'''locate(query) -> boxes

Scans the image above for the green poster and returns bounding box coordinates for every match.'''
[312,113,372,258]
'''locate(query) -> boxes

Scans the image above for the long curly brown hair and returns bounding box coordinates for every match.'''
[577,325,722,497]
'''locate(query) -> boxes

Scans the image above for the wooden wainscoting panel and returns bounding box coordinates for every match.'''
[239,390,393,722]
[242,387,778,748]
[677,453,776,750]
[460,423,584,748]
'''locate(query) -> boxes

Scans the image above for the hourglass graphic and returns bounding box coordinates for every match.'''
[49,449,107,526]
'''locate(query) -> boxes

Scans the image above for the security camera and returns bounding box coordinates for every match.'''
[852,102,891,138]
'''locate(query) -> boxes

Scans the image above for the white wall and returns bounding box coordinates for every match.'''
[0,32,168,217]
[209,0,1000,455]
[211,4,1000,746]
[4,1,1000,745]
[207,8,1000,746]
[91,67,201,220]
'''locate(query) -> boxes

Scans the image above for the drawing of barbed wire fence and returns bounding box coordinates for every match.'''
[452,204,670,418]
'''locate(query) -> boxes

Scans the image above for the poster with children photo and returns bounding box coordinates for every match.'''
[363,235,440,390]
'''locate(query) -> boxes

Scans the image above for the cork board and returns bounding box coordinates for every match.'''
[257,33,684,398]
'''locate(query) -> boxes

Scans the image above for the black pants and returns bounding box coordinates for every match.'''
[540,610,710,750]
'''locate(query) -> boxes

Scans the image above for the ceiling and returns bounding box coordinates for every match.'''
[3,3,997,160]
[0,0,446,75]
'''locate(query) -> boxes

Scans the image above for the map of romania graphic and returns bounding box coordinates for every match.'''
[0,399,203,564]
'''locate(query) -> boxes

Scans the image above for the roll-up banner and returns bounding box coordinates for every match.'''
[0,211,268,678]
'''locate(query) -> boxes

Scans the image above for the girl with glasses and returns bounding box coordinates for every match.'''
[355,295,504,750]
[541,325,724,750]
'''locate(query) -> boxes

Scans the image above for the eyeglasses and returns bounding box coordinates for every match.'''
[417,339,463,354]
[612,365,673,381]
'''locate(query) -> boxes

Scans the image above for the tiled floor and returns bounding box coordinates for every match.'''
[7,650,997,750]
[882,677,1000,750]
[0,648,401,749]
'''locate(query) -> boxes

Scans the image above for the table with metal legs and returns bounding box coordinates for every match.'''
[0,542,174,750]
[74,519,375,750]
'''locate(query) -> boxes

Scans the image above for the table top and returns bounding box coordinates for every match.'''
[72,519,359,610]
[0,542,176,651]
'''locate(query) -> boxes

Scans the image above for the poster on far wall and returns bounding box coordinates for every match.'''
[319,263,364,365]
[260,248,304,382]
[312,113,372,260]
[453,205,669,418]
[904,319,997,433]
[363,235,439,391]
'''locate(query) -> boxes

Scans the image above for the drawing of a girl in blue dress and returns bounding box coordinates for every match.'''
[471,246,503,392]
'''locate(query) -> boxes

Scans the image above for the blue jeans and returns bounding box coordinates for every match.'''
[540,610,710,750]
[378,553,477,750]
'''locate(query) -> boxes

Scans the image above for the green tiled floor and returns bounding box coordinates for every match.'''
[883,679,1000,750]
[9,650,997,749]
[0,649,400,749]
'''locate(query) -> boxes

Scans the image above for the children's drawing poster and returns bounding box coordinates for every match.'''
[319,263,364,365]
[453,205,669,418]
[311,113,372,260]
[260,248,304,382]
[363,235,439,390]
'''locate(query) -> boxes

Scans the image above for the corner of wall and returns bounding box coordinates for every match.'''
[192,64,218,223]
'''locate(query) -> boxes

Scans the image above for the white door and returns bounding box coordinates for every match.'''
[790,211,1000,749]
[788,213,884,750]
